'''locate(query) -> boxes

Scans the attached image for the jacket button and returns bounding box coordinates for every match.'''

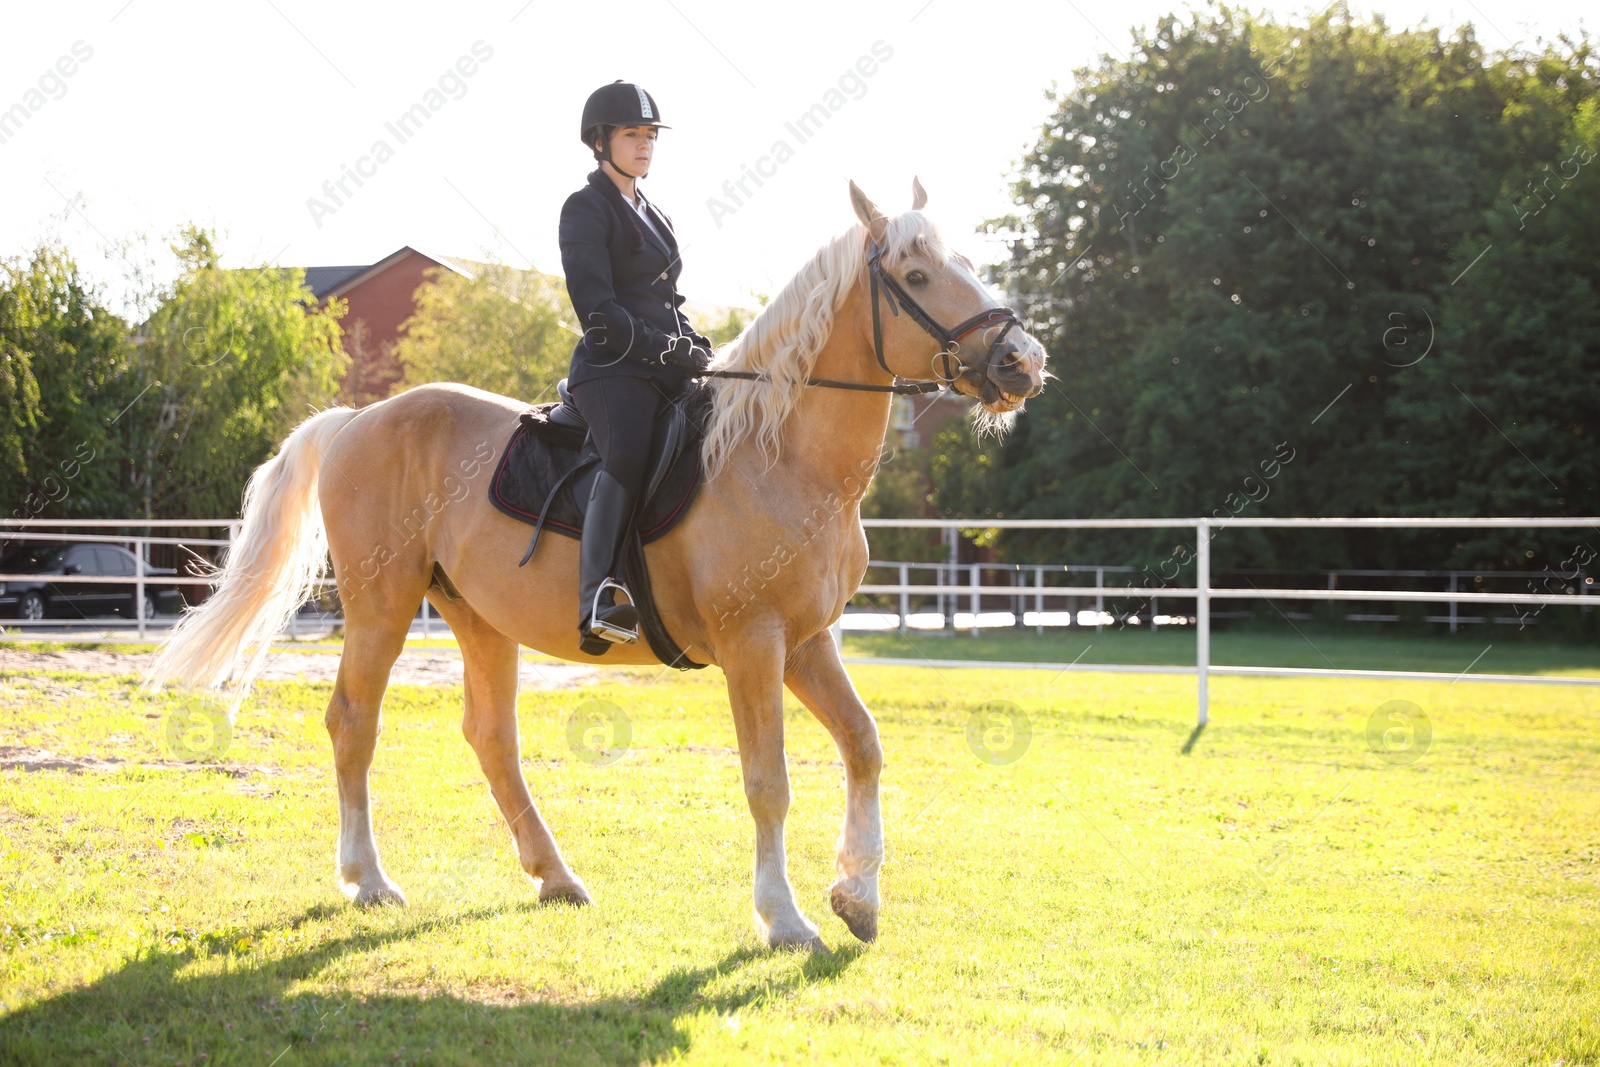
[659,272,668,280]
[663,301,671,309]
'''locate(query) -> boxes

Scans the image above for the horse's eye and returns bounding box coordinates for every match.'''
[906,270,928,285]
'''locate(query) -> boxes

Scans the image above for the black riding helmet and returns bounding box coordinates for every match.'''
[581,80,669,179]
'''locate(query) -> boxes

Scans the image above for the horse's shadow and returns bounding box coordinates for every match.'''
[3,902,864,1065]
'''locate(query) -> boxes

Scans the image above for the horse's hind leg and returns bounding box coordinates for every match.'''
[433,593,591,905]
[784,630,884,943]
[327,611,412,907]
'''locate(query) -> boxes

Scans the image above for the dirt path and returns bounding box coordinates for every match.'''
[0,646,605,689]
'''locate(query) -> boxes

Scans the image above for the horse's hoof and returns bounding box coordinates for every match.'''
[352,882,408,908]
[830,885,878,943]
[539,878,593,907]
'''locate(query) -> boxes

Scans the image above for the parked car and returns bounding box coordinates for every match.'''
[0,542,186,621]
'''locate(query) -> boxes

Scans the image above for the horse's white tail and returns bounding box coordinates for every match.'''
[146,406,362,718]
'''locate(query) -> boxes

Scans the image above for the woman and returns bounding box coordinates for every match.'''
[559,80,714,655]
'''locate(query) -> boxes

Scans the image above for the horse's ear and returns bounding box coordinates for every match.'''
[849,180,889,244]
[910,176,928,211]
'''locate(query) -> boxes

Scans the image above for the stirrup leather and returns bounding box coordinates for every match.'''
[587,578,639,644]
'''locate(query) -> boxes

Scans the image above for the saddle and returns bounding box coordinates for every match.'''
[488,378,710,669]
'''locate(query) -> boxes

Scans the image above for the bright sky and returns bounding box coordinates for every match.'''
[3,0,1591,316]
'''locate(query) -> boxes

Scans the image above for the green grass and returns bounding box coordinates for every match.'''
[2,659,1597,1064]
[9,623,1597,677]
[844,622,1600,677]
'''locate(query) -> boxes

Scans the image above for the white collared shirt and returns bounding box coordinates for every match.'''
[627,188,667,247]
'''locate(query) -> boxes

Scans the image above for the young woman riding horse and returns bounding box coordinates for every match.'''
[562,80,714,654]
[148,155,1047,951]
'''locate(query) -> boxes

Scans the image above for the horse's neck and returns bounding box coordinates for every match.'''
[766,318,893,501]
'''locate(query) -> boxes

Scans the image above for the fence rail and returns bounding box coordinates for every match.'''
[0,518,460,641]
[0,520,238,640]
[4,516,1596,721]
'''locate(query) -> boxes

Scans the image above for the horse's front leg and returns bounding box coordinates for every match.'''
[784,630,883,943]
[723,638,825,952]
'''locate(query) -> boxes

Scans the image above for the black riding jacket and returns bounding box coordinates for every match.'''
[559,168,710,389]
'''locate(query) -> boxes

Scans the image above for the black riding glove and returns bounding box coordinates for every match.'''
[660,335,713,374]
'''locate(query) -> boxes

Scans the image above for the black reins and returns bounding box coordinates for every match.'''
[700,238,1024,396]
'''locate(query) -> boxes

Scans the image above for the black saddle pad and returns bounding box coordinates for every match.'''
[488,387,708,544]
[486,384,713,672]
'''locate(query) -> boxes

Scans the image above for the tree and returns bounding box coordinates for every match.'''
[1390,93,1600,570]
[981,3,1598,574]
[128,226,347,520]
[0,242,138,519]
[700,304,758,348]
[392,262,574,403]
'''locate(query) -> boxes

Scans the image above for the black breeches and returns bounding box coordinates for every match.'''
[568,375,669,495]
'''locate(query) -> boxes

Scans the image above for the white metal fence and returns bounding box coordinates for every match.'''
[857,517,1600,723]
[0,519,237,640]
[3,516,1596,723]
[854,561,1575,633]
[0,518,450,642]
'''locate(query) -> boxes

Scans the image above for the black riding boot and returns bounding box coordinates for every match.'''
[576,468,641,655]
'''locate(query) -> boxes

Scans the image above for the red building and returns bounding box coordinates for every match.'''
[300,246,474,408]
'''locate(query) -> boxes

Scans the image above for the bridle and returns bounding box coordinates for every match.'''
[703,237,1025,396]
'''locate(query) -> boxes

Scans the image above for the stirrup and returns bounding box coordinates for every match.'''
[587,578,639,644]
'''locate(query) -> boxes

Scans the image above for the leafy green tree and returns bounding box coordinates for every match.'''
[393,262,574,403]
[0,243,138,518]
[980,2,1598,575]
[700,304,757,349]
[1390,95,1600,569]
[129,226,347,520]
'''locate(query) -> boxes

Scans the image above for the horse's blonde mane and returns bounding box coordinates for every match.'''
[699,210,951,482]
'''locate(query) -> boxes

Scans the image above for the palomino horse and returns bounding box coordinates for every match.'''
[148,179,1048,951]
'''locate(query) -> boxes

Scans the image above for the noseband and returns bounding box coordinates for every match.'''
[702,237,1027,397]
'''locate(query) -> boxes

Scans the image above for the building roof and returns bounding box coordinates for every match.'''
[290,246,484,303]
[302,265,368,299]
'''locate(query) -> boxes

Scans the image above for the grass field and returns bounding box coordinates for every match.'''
[843,622,1600,677]
[9,618,1598,678]
[2,656,1597,1065]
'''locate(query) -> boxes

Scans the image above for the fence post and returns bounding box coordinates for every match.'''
[934,524,947,633]
[1197,519,1211,726]
[969,562,980,637]
[421,599,431,639]
[1095,567,1105,634]
[1448,572,1459,634]
[1035,565,1044,636]
[136,536,147,641]
[938,563,949,631]
[899,563,909,635]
